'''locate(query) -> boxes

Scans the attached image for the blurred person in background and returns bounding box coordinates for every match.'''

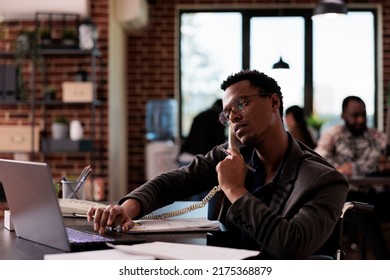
[315,95,390,259]
[178,99,226,164]
[285,105,317,149]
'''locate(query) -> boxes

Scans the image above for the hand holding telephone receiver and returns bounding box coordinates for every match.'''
[219,127,256,172]
[141,127,253,220]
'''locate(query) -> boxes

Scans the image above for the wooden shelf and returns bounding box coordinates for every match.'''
[0,99,102,106]
[0,48,100,57]
[41,139,93,152]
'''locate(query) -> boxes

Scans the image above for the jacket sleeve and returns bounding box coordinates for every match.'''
[119,146,226,216]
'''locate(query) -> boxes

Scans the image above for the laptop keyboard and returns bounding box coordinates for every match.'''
[66,227,116,244]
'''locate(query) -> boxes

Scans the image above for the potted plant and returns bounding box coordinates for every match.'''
[14,30,42,101]
[51,116,69,140]
[61,28,78,48]
[14,31,32,101]
[306,113,326,140]
[39,27,52,47]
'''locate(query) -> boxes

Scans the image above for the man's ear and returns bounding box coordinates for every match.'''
[270,93,279,111]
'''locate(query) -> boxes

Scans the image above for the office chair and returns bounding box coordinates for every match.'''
[311,201,374,260]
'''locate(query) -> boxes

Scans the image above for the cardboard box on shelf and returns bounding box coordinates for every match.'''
[62,81,93,102]
[0,125,39,152]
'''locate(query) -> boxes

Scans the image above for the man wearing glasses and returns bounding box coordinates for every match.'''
[89,69,348,259]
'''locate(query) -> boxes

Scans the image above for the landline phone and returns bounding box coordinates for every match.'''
[59,128,251,219]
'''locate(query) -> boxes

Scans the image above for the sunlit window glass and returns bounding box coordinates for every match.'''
[250,16,305,112]
[180,12,242,137]
[313,12,375,132]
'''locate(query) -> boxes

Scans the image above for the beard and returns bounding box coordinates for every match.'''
[345,122,366,136]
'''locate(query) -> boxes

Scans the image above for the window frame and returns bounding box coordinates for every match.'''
[178,6,380,138]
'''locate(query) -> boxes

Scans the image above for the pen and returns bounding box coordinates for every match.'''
[73,165,93,198]
[219,147,256,172]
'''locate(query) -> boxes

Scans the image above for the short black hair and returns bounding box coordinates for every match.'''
[220,69,284,117]
[342,96,365,113]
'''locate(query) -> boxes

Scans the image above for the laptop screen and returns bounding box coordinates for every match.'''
[0,159,71,251]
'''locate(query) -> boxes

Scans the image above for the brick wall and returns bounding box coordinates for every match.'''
[126,1,177,191]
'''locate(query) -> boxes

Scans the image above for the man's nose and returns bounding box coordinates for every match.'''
[229,109,242,124]
[356,115,366,124]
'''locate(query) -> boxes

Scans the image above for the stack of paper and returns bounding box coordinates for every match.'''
[44,242,260,260]
[44,249,155,260]
[108,242,260,260]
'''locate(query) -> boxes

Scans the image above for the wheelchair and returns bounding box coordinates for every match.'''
[311,201,374,260]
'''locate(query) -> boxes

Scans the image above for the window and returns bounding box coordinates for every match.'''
[179,8,378,138]
[313,12,376,131]
[250,16,305,112]
[180,12,242,137]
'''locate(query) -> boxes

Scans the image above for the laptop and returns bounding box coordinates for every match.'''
[0,159,144,252]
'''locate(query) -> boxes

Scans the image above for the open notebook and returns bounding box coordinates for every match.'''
[0,159,144,252]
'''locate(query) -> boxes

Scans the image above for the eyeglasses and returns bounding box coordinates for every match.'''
[218,93,266,126]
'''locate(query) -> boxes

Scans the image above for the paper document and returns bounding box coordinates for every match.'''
[108,242,260,260]
[127,218,220,233]
[44,249,155,260]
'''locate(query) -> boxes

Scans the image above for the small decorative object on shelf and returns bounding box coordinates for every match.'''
[69,120,84,141]
[0,125,40,152]
[51,116,69,140]
[75,64,88,81]
[79,18,98,50]
[62,81,93,103]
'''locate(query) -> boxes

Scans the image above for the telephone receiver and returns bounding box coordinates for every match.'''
[141,127,243,220]
[228,126,242,150]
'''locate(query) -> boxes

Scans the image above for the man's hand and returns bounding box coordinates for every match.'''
[87,199,141,234]
[216,148,248,203]
[87,204,134,234]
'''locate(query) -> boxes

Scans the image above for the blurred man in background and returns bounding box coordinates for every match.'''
[315,95,390,259]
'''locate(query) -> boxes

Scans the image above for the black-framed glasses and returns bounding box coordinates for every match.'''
[218,93,266,126]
